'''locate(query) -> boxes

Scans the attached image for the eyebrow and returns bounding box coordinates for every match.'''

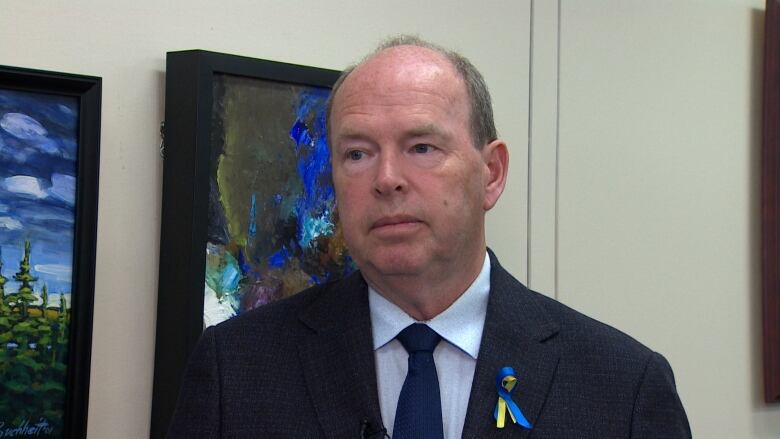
[333,128,366,141]
[405,123,446,139]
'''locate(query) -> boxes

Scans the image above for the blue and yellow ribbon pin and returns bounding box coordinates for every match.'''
[493,366,532,429]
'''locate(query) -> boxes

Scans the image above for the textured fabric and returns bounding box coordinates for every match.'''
[166,250,691,439]
[370,253,489,439]
[393,324,445,439]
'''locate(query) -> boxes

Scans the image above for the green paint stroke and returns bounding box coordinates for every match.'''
[216,76,302,249]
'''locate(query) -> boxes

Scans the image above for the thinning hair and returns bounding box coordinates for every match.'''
[326,35,497,149]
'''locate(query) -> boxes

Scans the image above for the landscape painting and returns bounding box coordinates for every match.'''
[0,88,79,437]
[203,73,354,327]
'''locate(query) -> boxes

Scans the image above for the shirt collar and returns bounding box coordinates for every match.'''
[368,252,491,359]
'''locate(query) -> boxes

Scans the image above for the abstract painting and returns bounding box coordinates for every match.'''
[203,74,353,327]
[0,66,100,438]
[152,51,342,437]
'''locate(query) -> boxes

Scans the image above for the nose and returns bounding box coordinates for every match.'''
[374,151,406,196]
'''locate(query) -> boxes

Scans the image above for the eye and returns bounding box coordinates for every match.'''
[347,150,364,161]
[412,144,434,154]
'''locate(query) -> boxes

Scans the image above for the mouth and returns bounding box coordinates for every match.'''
[371,215,423,230]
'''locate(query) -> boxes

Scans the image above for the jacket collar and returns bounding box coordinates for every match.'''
[460,250,560,439]
[296,271,384,438]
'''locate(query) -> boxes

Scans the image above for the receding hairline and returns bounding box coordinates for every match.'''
[347,41,460,78]
[331,42,463,106]
[326,35,498,149]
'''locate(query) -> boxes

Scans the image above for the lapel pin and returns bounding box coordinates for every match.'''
[493,366,532,429]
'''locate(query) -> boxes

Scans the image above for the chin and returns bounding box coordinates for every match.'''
[364,249,430,277]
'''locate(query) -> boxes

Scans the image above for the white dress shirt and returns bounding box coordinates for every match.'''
[369,253,491,439]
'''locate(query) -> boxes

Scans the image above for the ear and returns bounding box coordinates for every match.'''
[481,139,509,211]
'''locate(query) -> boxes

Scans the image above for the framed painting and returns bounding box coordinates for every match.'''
[0,66,100,437]
[151,50,347,436]
[763,0,780,404]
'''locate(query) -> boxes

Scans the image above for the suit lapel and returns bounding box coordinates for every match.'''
[294,253,559,439]
[461,253,560,439]
[296,272,384,439]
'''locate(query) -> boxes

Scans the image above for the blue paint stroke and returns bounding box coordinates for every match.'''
[299,211,335,249]
[248,192,257,239]
[289,120,313,152]
[219,258,241,293]
[204,245,241,298]
[287,89,336,250]
[48,173,76,205]
[236,247,251,275]
[268,246,290,269]
[310,271,339,285]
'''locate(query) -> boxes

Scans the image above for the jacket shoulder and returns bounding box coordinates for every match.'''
[490,251,654,360]
[532,290,654,358]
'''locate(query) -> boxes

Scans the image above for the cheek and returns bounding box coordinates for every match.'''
[334,189,363,229]
[339,215,367,259]
[440,166,484,208]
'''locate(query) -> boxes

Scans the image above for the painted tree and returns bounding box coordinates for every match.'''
[0,246,11,335]
[41,283,48,312]
[13,240,38,318]
[33,283,53,356]
[0,247,6,301]
[0,247,8,317]
[57,294,68,347]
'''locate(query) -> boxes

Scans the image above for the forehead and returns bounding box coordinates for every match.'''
[331,46,468,119]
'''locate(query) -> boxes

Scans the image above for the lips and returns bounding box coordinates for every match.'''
[371,214,422,230]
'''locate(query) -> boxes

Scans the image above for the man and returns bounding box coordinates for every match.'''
[168,36,691,438]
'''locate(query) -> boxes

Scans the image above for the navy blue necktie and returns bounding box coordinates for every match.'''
[393,323,444,439]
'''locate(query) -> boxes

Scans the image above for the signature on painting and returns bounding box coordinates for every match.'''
[0,418,54,437]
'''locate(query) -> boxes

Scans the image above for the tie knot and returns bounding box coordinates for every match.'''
[396,323,441,353]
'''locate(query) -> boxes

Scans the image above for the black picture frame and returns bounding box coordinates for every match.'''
[0,65,100,437]
[763,0,780,404]
[151,50,340,437]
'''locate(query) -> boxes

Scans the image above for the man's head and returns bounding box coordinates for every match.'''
[327,35,497,149]
[327,37,508,318]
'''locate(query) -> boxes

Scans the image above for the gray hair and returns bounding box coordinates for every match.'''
[326,35,497,149]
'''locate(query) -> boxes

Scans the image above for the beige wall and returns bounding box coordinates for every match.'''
[533,3,780,437]
[548,1,780,437]
[0,0,777,437]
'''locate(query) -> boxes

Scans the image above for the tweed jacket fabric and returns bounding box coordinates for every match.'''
[167,252,691,438]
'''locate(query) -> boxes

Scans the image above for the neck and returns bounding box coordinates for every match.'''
[364,251,486,321]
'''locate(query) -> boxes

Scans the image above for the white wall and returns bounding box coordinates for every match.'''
[0,1,777,437]
[0,2,529,437]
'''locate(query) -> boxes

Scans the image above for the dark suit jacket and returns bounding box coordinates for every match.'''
[167,252,691,438]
